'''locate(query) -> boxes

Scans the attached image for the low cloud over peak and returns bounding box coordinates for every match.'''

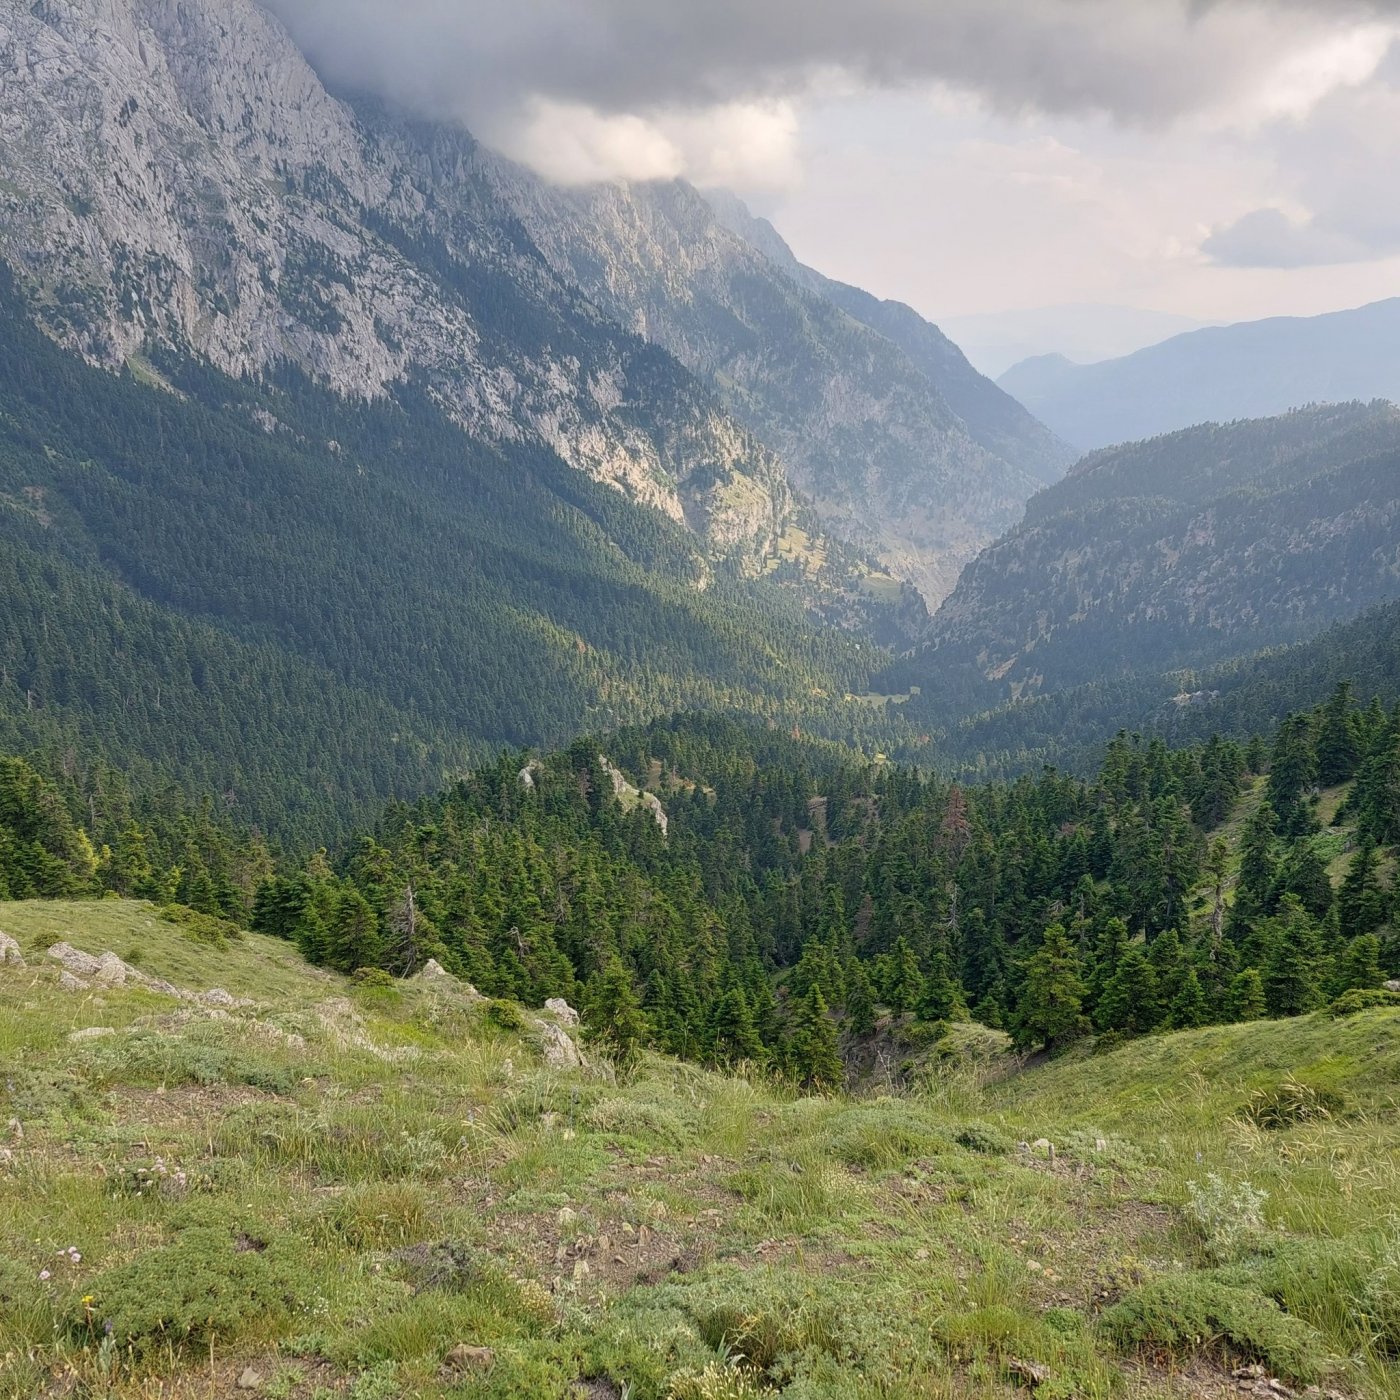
[263,0,1400,186]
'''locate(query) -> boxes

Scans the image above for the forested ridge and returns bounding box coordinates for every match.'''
[0,270,898,842]
[891,402,1400,718]
[7,683,1397,1085]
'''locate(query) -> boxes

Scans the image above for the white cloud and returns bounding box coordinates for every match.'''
[489,98,800,188]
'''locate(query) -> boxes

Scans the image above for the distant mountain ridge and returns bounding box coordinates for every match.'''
[884,401,1400,714]
[941,303,1211,378]
[1000,297,1400,450]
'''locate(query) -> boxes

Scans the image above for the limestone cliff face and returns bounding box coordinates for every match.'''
[0,0,1054,604]
[481,171,1071,603]
[0,0,791,565]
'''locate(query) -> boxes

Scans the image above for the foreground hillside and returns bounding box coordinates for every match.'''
[2,899,1398,1398]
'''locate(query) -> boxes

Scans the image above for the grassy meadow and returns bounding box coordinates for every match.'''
[2,899,1398,1399]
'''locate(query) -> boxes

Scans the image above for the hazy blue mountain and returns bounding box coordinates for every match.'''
[941,303,1210,378]
[1000,298,1400,450]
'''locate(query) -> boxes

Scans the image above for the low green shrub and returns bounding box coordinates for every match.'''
[73,1226,299,1356]
[352,967,395,989]
[954,1121,1015,1155]
[159,903,242,947]
[1328,987,1400,1017]
[826,1102,948,1171]
[322,1181,437,1248]
[1185,1173,1269,1262]
[486,999,526,1031]
[584,1093,699,1150]
[668,1363,764,1398]
[79,1027,297,1095]
[1101,1274,1331,1383]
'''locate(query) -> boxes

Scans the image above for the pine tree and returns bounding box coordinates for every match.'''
[1339,934,1384,993]
[1268,714,1318,839]
[1096,944,1160,1036]
[584,956,649,1069]
[327,885,383,973]
[1018,923,1088,1050]
[710,985,765,1066]
[1338,838,1387,938]
[1168,966,1208,1029]
[845,960,877,1037]
[1262,896,1326,1017]
[882,936,925,1016]
[1315,682,1360,786]
[1226,967,1267,1021]
[788,986,844,1091]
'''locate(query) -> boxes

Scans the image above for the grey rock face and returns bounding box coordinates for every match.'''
[490,172,1057,601]
[0,0,1056,603]
[0,0,791,567]
[0,932,24,968]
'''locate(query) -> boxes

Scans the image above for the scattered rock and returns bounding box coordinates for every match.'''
[444,1344,494,1371]
[1094,1138,1108,1153]
[67,1027,116,1042]
[1006,1357,1050,1388]
[94,951,129,987]
[1386,979,1400,993]
[48,942,103,978]
[535,1018,586,1070]
[545,997,579,1026]
[201,987,239,1007]
[58,970,88,992]
[0,932,24,968]
[235,1367,263,1391]
[1031,1138,1056,1161]
[420,958,452,980]
[6,1118,21,1142]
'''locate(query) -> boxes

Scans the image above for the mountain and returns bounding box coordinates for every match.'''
[0,0,1064,611]
[1000,298,1400,450]
[704,191,1074,491]
[919,600,1400,782]
[940,303,1211,378]
[480,176,1071,602]
[884,402,1400,717]
[0,265,901,843]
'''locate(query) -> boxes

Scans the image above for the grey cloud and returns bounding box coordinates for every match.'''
[1202,208,1380,267]
[261,0,1400,132]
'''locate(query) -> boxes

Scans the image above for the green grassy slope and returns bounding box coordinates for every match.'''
[2,899,1398,1399]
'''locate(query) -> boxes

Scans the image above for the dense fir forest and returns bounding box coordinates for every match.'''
[0,269,897,843]
[6,682,1398,1086]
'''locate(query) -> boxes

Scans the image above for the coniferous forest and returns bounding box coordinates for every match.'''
[7,679,1397,1084]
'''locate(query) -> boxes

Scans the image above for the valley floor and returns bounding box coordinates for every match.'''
[2,901,1398,1399]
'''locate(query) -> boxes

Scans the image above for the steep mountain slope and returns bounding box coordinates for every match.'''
[916,601,1400,782]
[1001,297,1400,450]
[0,0,801,568]
[706,190,1075,488]
[0,271,886,842]
[0,0,1056,610]
[482,171,1066,602]
[886,403,1400,715]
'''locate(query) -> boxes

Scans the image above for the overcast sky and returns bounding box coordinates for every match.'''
[265,0,1400,337]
